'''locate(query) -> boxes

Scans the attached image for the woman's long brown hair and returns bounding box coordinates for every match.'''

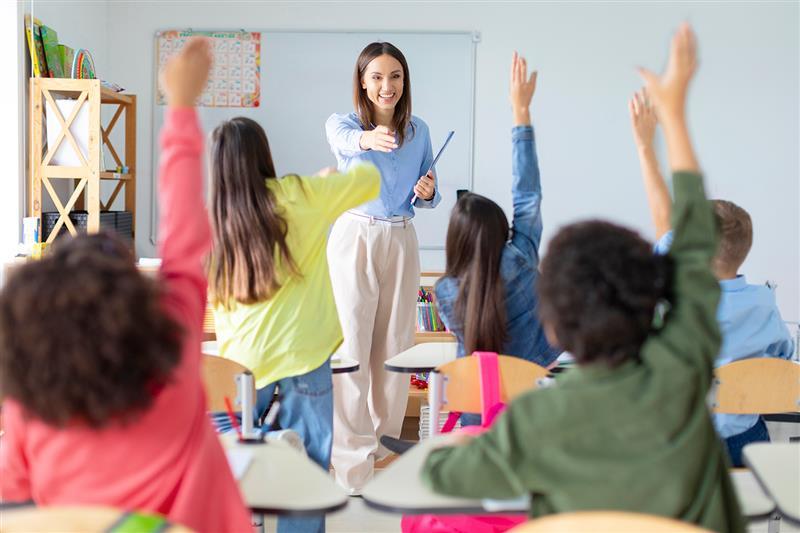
[439,193,509,354]
[353,42,414,146]
[208,117,298,308]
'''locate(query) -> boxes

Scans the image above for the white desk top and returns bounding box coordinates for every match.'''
[744,442,800,524]
[362,437,775,519]
[222,436,348,516]
[730,470,774,520]
[384,342,458,373]
[201,341,358,374]
[362,436,492,514]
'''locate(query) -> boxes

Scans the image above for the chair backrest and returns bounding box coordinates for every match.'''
[0,505,194,532]
[509,511,713,532]
[439,354,549,413]
[712,358,800,414]
[201,354,253,412]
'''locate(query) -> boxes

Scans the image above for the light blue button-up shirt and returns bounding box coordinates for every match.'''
[325,113,441,218]
[655,230,795,438]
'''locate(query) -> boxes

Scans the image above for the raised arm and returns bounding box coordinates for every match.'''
[638,24,701,174]
[639,24,719,379]
[508,52,543,262]
[157,38,213,334]
[629,88,672,238]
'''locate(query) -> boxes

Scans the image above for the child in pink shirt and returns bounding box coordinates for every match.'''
[0,39,252,532]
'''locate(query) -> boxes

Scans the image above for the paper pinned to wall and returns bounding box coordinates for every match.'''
[156,30,261,107]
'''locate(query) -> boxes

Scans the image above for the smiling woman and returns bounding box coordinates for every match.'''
[325,41,441,494]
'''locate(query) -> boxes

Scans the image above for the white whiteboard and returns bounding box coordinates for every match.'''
[150,30,478,250]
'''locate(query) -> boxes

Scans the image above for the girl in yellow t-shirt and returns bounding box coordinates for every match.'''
[208,117,379,533]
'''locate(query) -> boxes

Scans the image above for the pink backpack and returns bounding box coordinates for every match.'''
[401,352,527,533]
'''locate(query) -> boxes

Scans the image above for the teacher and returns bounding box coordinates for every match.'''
[325,41,440,493]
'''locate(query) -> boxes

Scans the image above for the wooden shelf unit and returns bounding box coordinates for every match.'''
[29,78,136,244]
[416,271,454,344]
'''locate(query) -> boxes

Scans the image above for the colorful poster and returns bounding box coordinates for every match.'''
[156,30,261,107]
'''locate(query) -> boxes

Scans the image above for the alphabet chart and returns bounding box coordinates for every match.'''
[156,30,261,107]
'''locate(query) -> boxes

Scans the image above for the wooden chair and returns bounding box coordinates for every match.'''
[0,505,194,532]
[509,511,712,532]
[427,354,550,436]
[201,354,253,413]
[712,358,800,415]
[711,358,799,532]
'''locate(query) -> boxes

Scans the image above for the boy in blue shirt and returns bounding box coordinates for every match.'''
[628,87,795,466]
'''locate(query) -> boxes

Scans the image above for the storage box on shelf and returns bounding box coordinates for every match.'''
[29,78,136,247]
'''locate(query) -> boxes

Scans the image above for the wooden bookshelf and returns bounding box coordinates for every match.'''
[415,331,456,344]
[29,78,136,246]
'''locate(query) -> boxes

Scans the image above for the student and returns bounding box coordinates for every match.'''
[325,41,440,493]
[208,65,380,533]
[435,52,561,417]
[422,25,744,532]
[0,39,252,532]
[629,86,795,467]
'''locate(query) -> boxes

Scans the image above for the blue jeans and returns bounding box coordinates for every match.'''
[212,359,333,533]
[725,416,770,468]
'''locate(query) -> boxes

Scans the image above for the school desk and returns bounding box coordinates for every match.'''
[385,342,458,373]
[743,442,800,525]
[201,341,359,374]
[361,436,775,520]
[222,435,348,515]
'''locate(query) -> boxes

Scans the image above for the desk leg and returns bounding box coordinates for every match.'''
[768,512,781,533]
[251,513,264,533]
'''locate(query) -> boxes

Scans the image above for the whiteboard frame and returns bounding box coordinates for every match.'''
[149,28,479,250]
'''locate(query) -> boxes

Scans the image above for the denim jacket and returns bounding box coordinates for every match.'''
[435,125,561,366]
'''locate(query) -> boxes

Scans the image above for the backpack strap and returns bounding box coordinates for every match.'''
[440,411,461,433]
[474,351,506,427]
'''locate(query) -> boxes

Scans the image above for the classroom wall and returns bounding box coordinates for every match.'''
[0,2,24,264]
[30,1,799,321]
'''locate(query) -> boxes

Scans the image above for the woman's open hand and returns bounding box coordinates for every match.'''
[359,125,398,152]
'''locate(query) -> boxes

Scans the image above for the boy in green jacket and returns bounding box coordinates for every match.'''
[422,23,744,533]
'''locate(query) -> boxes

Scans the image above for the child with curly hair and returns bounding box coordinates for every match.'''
[0,39,251,532]
[422,24,744,532]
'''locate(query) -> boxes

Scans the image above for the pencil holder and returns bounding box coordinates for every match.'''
[416,302,446,332]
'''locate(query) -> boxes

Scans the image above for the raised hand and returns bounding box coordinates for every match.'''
[510,51,537,125]
[629,88,657,149]
[359,125,399,152]
[637,22,698,122]
[161,37,213,108]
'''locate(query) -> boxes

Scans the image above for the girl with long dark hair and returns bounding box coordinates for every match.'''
[435,53,560,426]
[209,116,379,533]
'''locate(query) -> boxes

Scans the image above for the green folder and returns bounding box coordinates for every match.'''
[39,25,63,78]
